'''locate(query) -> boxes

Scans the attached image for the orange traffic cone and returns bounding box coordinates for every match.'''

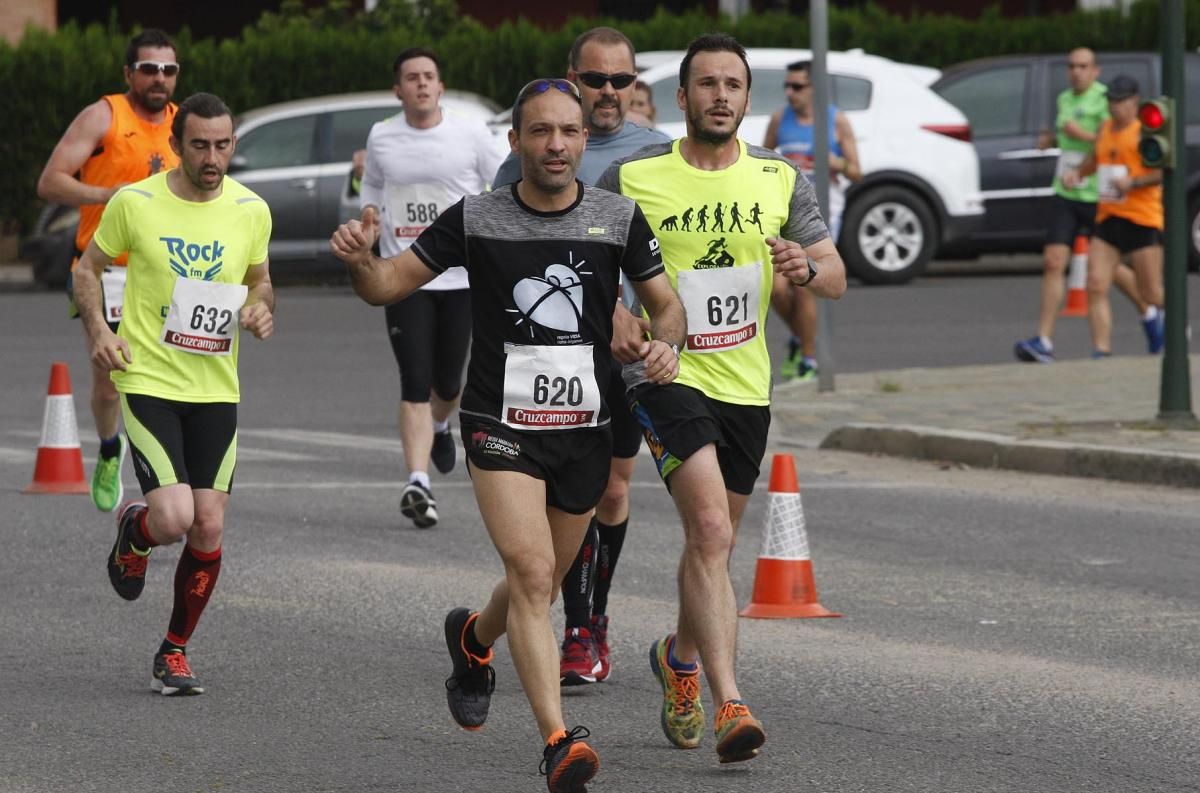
[1060,235,1089,317]
[740,454,840,619]
[24,362,89,494]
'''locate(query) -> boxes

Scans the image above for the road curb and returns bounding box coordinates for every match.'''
[819,422,1200,488]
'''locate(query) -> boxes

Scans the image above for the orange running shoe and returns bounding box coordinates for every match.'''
[714,699,766,763]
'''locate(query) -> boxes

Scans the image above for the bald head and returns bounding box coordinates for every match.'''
[1067,48,1100,93]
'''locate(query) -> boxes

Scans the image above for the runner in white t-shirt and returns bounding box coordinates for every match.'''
[360,47,506,529]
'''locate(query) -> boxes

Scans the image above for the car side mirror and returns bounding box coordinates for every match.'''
[228,155,248,173]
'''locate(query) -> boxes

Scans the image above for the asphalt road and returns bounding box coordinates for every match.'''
[1,285,1198,792]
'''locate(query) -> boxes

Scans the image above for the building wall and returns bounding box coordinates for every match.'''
[0,0,56,45]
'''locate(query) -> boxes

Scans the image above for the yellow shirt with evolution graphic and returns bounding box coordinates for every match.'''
[597,139,830,405]
[93,171,272,402]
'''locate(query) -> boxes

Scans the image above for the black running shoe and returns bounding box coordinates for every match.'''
[107,501,151,601]
[431,427,456,474]
[540,726,599,793]
[400,481,438,529]
[444,608,495,730]
[152,650,204,696]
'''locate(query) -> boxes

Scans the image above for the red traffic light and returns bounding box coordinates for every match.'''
[1139,101,1166,131]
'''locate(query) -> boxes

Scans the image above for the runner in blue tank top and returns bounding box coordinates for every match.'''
[763,59,861,381]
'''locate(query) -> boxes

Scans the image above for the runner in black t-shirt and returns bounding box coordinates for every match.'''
[331,78,686,793]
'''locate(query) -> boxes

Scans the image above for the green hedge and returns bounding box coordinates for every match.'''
[2,0,1197,231]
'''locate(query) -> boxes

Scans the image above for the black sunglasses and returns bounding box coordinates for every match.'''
[784,81,811,91]
[132,60,180,77]
[576,71,637,90]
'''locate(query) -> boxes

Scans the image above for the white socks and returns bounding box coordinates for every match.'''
[409,471,431,489]
[432,419,450,434]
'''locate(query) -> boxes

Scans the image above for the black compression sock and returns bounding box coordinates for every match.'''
[561,517,599,629]
[592,517,629,616]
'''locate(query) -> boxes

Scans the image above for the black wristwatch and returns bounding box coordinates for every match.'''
[796,259,817,287]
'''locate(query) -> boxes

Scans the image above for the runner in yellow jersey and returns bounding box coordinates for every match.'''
[597,32,846,764]
[73,93,274,696]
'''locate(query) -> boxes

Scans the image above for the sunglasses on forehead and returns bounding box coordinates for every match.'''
[516,78,582,103]
[132,60,179,77]
[576,71,637,90]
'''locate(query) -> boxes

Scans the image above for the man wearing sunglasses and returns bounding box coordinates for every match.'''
[37,28,181,515]
[493,26,668,188]
[332,76,685,792]
[763,60,861,382]
[598,33,846,765]
[495,26,672,693]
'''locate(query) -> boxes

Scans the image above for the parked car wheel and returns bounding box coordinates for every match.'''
[842,185,937,284]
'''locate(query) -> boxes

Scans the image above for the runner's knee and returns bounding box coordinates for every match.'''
[682,506,734,561]
[505,554,558,604]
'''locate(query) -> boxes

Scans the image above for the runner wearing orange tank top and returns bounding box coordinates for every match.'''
[1061,74,1165,358]
[36,29,181,514]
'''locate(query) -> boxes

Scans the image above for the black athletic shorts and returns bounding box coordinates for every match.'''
[385,288,471,403]
[607,359,642,459]
[629,382,770,496]
[461,417,612,515]
[1045,196,1097,248]
[120,393,238,494]
[1095,216,1163,254]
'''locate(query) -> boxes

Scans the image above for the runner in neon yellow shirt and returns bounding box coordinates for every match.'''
[597,33,846,764]
[73,92,274,697]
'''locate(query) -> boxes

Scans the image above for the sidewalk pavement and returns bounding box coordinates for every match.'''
[769,355,1200,488]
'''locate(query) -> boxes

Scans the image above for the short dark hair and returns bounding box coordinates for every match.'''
[393,47,441,83]
[126,29,176,67]
[787,60,812,74]
[171,92,232,141]
[679,32,751,90]
[512,79,582,132]
[568,26,635,72]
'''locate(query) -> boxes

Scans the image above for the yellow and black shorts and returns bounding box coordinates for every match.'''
[120,393,238,494]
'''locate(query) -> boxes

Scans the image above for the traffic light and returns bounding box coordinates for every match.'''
[1138,97,1175,169]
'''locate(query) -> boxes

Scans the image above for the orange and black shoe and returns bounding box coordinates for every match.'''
[540,725,599,793]
[714,699,766,764]
[107,501,151,601]
[444,607,495,730]
[152,649,204,696]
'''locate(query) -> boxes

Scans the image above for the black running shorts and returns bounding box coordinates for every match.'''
[1045,196,1097,248]
[1095,216,1163,254]
[120,393,238,493]
[629,382,770,496]
[461,417,612,515]
[385,288,472,403]
[607,359,642,459]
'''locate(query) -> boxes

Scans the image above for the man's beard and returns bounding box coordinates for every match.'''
[132,85,171,113]
[688,104,743,146]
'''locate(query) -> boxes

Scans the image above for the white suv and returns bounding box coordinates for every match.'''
[638,48,985,284]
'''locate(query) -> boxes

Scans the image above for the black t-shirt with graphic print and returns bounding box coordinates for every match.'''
[411,181,663,430]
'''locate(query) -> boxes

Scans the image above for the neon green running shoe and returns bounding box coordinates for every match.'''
[91,435,125,513]
[649,635,704,749]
